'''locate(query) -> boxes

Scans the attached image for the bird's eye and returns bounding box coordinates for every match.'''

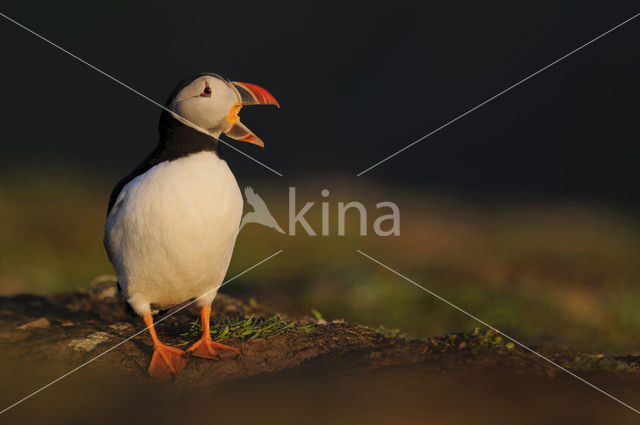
[201,86,212,97]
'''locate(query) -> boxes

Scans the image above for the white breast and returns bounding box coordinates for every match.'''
[104,151,243,315]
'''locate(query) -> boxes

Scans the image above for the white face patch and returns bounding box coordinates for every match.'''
[169,76,240,136]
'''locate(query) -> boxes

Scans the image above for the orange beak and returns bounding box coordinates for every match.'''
[224,82,279,148]
[232,82,280,108]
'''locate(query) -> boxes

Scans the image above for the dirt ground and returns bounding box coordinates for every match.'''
[0,287,639,425]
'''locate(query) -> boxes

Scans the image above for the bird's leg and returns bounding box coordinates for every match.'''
[143,314,188,378]
[186,305,240,359]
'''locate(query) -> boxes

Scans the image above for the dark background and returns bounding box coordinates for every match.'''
[2,5,640,422]
[1,1,638,203]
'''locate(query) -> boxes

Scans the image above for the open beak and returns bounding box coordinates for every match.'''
[224,82,279,148]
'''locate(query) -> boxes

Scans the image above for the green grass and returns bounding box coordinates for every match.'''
[417,327,639,373]
[176,314,317,346]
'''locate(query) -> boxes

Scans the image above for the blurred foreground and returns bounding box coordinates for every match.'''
[1,289,639,425]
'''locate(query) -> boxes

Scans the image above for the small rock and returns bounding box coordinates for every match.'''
[60,321,75,327]
[18,317,50,330]
[458,341,467,349]
[109,323,132,332]
[68,332,110,352]
[89,274,117,287]
[96,286,118,300]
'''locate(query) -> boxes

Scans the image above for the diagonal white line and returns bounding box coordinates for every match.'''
[0,249,284,416]
[0,11,283,177]
[357,10,640,176]
[356,249,640,415]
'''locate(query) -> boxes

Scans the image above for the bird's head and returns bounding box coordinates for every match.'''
[165,73,279,147]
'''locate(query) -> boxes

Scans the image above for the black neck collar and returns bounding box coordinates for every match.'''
[157,110,220,159]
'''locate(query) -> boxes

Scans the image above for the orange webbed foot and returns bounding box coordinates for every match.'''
[186,337,240,360]
[148,344,188,378]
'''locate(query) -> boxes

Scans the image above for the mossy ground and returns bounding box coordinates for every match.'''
[369,324,640,373]
[2,290,640,425]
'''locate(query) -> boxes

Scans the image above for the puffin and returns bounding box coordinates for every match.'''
[103,73,279,377]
